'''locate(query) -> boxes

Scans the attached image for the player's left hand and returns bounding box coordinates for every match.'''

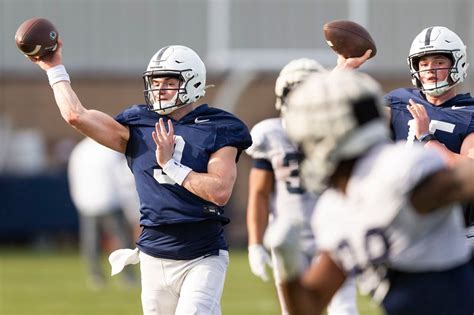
[407,99,430,139]
[152,118,175,168]
[248,244,273,282]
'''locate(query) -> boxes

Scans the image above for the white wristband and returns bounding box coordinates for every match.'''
[46,64,70,87]
[162,159,192,185]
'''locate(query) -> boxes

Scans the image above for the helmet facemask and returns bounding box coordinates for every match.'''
[143,71,191,115]
[409,52,460,97]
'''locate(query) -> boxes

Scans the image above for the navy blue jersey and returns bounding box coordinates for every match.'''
[115,104,252,259]
[383,262,474,315]
[386,88,474,153]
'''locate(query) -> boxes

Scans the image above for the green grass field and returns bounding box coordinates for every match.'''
[0,247,383,315]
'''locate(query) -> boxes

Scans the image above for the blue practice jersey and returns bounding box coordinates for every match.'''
[386,88,474,152]
[115,104,252,259]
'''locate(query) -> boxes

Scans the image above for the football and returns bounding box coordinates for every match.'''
[323,20,377,59]
[15,17,59,60]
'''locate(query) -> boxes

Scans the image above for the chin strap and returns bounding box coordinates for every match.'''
[152,92,180,114]
[422,80,452,96]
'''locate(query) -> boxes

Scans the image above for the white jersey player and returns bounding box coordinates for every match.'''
[315,143,470,301]
[246,59,359,315]
[247,118,317,253]
[265,70,474,315]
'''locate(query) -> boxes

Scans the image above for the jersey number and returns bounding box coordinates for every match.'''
[153,136,186,184]
[283,153,305,194]
[336,228,390,297]
[406,119,455,145]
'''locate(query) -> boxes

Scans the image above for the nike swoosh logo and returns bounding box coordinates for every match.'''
[195,117,210,124]
[452,105,466,109]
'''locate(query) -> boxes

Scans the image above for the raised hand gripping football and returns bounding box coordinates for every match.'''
[15,17,59,60]
[323,19,377,59]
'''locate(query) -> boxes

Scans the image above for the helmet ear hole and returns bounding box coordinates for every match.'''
[411,56,420,71]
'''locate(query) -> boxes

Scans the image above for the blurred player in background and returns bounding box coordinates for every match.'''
[29,41,252,315]
[344,26,474,244]
[246,58,358,315]
[265,70,474,315]
[68,137,138,289]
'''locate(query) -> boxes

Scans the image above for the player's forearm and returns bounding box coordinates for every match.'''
[246,195,270,245]
[51,81,88,126]
[183,171,236,206]
[412,162,474,213]
[424,140,468,166]
[450,160,474,202]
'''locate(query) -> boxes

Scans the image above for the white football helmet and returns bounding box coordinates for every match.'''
[408,26,469,97]
[283,70,390,193]
[143,45,206,115]
[275,58,326,112]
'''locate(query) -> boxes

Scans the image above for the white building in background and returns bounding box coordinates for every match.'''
[1,0,473,77]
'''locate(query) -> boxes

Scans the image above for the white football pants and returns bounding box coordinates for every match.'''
[139,250,229,315]
[272,250,359,315]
